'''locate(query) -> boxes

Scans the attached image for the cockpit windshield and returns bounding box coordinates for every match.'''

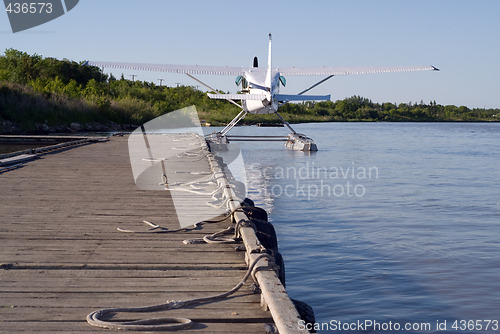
[279,76,286,87]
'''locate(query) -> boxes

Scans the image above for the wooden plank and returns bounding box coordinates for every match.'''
[0,263,247,271]
[0,292,264,308]
[0,321,269,334]
[0,277,253,292]
[0,304,273,322]
[0,154,36,166]
[0,268,246,279]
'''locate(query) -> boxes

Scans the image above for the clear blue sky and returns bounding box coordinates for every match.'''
[2,0,499,108]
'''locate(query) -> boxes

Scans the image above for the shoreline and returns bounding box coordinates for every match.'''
[2,119,499,136]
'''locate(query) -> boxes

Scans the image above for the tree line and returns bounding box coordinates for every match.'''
[1,49,498,133]
[281,96,499,122]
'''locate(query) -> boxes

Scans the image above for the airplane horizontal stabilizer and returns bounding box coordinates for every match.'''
[275,94,331,102]
[207,93,267,101]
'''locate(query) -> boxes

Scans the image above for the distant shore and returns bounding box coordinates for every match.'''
[2,118,499,136]
[0,118,136,135]
[1,49,498,135]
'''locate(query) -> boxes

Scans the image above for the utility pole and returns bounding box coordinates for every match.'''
[131,74,137,83]
[158,78,164,87]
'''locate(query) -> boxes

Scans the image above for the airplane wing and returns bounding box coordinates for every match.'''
[86,61,438,77]
[276,65,439,76]
[85,61,246,76]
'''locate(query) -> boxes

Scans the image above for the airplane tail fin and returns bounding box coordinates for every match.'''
[268,33,272,70]
[253,56,259,68]
[266,33,272,88]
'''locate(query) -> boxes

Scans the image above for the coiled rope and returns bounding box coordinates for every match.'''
[86,254,275,331]
[116,207,247,234]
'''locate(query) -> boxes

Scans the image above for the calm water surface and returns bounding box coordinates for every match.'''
[0,144,41,154]
[230,122,500,333]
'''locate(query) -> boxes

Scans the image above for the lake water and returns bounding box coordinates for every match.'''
[228,122,500,333]
[0,144,41,155]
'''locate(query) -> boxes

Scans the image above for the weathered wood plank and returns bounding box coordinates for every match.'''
[0,153,37,166]
[0,269,247,281]
[0,277,253,292]
[0,292,264,308]
[0,321,269,333]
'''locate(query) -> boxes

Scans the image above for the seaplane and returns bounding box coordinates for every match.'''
[86,33,438,151]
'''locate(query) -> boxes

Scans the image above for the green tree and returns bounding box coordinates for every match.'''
[0,49,42,84]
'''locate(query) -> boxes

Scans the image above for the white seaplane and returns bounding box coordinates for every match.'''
[87,33,438,151]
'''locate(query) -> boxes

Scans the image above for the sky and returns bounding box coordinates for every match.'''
[1,0,499,109]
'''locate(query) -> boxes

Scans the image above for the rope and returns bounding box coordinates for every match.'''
[159,169,228,208]
[182,208,250,244]
[86,254,275,331]
[165,182,225,196]
[234,218,257,239]
[183,226,236,245]
[117,220,203,233]
[117,207,248,234]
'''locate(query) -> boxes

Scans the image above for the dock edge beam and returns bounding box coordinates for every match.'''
[204,143,310,334]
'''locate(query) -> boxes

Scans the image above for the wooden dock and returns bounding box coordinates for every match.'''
[0,136,306,333]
